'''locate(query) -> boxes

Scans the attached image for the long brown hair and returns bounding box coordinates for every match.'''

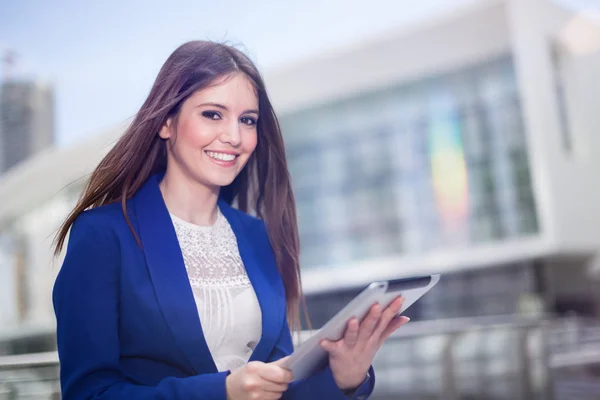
[54,41,306,331]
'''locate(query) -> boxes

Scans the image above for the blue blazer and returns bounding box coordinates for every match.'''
[53,173,375,399]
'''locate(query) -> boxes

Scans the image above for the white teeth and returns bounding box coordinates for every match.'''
[206,151,236,161]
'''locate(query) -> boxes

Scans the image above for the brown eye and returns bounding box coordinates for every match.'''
[202,111,221,120]
[240,116,257,126]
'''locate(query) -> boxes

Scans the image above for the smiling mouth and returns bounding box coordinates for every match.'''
[205,151,238,162]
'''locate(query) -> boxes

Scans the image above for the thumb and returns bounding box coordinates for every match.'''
[320,339,336,354]
[272,356,290,367]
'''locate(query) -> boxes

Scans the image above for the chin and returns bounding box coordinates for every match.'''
[201,174,237,189]
[213,179,236,189]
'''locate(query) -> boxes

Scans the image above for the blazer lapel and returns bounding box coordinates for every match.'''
[218,199,285,363]
[131,173,285,373]
[132,173,217,374]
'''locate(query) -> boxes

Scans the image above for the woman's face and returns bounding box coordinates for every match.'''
[160,73,259,190]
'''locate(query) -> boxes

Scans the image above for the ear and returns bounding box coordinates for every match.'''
[159,118,173,139]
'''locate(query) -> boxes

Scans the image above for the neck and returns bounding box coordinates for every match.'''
[159,167,220,226]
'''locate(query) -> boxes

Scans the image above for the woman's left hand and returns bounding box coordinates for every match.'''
[320,296,409,391]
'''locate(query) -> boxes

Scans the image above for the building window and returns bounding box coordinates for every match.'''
[281,56,538,269]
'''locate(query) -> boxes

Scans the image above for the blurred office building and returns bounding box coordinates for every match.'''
[271,0,600,327]
[0,80,55,175]
[0,0,600,398]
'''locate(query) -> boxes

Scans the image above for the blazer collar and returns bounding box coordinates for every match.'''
[131,172,284,373]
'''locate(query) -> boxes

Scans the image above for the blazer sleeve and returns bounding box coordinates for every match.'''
[53,213,229,400]
[266,313,375,400]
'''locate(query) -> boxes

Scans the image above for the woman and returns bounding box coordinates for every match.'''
[53,41,408,400]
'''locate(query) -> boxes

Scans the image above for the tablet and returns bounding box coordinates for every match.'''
[283,274,440,381]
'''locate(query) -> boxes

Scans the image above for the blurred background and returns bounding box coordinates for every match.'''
[1,0,600,398]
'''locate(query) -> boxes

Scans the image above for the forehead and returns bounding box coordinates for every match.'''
[190,73,258,107]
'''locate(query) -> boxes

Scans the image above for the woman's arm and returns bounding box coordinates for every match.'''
[53,213,229,400]
[266,314,375,400]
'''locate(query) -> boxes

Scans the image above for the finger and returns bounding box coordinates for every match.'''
[320,339,338,355]
[261,390,286,400]
[271,356,290,368]
[249,387,286,400]
[373,296,404,339]
[260,379,289,393]
[258,363,294,384]
[343,317,360,348]
[379,316,410,346]
[357,303,382,344]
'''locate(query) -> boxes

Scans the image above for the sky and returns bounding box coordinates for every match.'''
[0,0,597,148]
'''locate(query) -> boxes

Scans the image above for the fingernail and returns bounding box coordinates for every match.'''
[405,317,411,322]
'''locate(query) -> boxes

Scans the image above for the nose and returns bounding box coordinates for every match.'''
[219,120,242,147]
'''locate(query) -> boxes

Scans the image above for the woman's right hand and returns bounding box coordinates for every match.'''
[225,357,293,400]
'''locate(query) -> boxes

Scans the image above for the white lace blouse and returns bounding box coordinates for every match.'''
[170,209,262,372]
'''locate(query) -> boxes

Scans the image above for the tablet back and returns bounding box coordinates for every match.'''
[284,274,440,381]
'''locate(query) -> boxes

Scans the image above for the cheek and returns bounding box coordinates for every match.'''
[178,118,215,149]
[244,131,258,153]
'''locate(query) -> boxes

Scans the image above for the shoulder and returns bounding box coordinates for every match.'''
[68,202,127,250]
[77,201,124,223]
[55,204,124,304]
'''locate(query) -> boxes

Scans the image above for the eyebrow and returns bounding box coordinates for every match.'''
[198,102,259,115]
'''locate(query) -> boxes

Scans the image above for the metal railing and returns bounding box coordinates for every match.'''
[367,314,551,400]
[545,318,600,400]
[0,352,59,400]
[1,315,599,399]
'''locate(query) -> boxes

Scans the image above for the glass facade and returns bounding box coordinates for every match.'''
[281,56,539,270]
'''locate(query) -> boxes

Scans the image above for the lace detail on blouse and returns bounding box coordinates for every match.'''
[170,209,262,372]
